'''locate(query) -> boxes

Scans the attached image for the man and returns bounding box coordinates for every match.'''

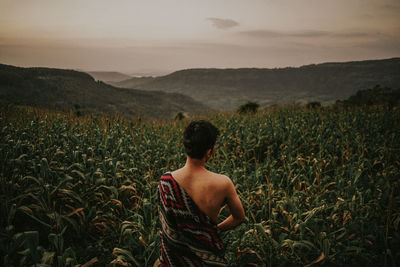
[158,120,245,266]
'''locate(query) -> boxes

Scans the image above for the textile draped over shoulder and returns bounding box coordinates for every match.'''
[158,173,227,266]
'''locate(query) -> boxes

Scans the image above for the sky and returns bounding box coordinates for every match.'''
[0,0,399,75]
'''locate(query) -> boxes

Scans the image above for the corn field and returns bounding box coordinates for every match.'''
[0,102,399,266]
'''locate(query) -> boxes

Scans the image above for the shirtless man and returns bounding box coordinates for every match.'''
[172,121,246,230]
[158,120,245,266]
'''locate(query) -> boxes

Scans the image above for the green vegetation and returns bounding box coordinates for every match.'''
[116,58,400,110]
[87,71,132,83]
[1,102,399,266]
[174,112,185,121]
[336,85,400,108]
[306,101,322,109]
[237,101,260,114]
[0,64,209,120]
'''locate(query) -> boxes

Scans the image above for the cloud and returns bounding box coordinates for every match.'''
[238,29,379,39]
[239,29,328,38]
[206,17,239,30]
[380,3,400,10]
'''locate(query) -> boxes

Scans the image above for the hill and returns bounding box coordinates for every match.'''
[0,64,209,119]
[337,85,400,107]
[116,58,400,110]
[86,71,132,83]
[110,76,155,88]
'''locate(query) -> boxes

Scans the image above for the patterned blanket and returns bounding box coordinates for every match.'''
[158,172,227,266]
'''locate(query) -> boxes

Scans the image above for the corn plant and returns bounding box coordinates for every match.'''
[0,102,399,266]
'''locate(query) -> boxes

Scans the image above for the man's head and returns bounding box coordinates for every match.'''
[183,120,220,160]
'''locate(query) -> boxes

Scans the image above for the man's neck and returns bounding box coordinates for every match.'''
[184,156,207,171]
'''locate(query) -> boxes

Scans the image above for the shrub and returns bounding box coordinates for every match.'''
[306,101,321,109]
[237,101,259,114]
[174,112,185,120]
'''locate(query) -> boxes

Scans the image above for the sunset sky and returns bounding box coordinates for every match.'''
[1,0,399,75]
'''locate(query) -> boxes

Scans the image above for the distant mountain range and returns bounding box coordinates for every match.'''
[87,71,132,83]
[0,64,209,119]
[115,58,400,110]
[1,58,399,119]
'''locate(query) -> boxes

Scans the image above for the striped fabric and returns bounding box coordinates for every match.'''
[158,172,227,266]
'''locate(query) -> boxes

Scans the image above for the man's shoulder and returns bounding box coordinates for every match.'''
[207,171,232,185]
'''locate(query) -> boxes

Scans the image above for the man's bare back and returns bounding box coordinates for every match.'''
[171,168,229,223]
[172,163,244,231]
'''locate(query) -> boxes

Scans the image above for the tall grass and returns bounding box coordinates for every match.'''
[0,103,399,266]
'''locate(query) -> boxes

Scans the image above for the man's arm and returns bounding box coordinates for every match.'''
[217,178,245,231]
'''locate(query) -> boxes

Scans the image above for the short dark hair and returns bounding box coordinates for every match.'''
[183,120,220,159]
